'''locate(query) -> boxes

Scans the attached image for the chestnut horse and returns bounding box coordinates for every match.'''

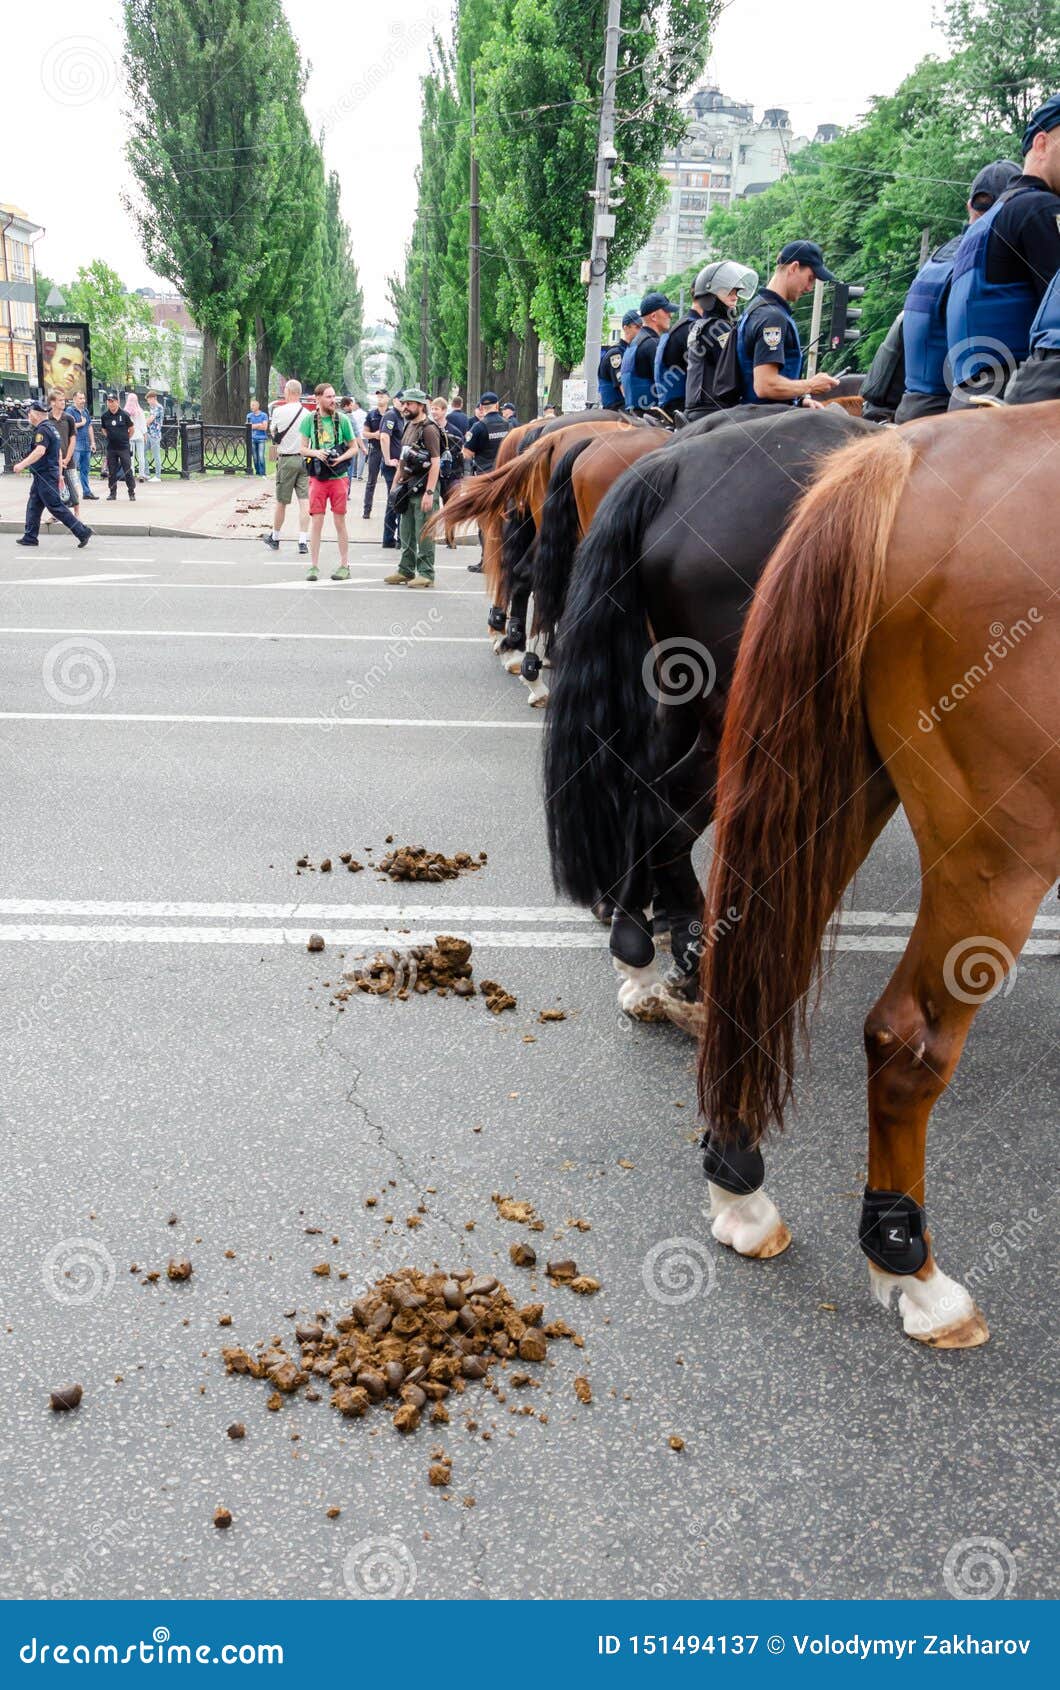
[698,404,1060,1347]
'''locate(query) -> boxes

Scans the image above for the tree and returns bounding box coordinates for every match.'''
[58,260,161,390]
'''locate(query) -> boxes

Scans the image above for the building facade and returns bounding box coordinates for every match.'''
[135,288,203,393]
[0,204,41,392]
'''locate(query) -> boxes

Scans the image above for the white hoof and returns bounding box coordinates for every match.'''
[491,634,507,655]
[613,957,664,1013]
[526,679,549,707]
[869,1262,989,1347]
[708,1183,791,1259]
[503,649,525,674]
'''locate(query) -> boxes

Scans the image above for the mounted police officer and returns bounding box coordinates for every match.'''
[682,260,759,420]
[719,241,840,407]
[463,391,510,574]
[946,93,1060,408]
[597,310,640,409]
[13,394,92,548]
[892,160,1021,423]
[620,292,673,412]
[1006,266,1060,404]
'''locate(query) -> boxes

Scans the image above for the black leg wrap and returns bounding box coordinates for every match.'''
[668,915,702,981]
[521,651,542,682]
[487,605,507,632]
[609,907,655,969]
[858,1188,929,1276]
[701,1132,764,1195]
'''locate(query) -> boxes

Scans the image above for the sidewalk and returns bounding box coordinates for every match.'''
[0,470,406,542]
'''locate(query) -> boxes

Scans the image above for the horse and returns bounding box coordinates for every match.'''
[543,405,871,1014]
[697,403,1059,1347]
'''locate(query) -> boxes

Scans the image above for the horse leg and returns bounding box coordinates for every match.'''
[861,832,1047,1348]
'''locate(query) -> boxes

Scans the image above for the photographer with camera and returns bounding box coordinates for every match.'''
[382,388,441,588]
[298,382,357,582]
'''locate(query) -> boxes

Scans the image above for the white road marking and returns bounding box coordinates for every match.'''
[0,712,539,728]
[1,573,155,585]
[0,626,487,645]
[0,900,594,922]
[0,581,489,597]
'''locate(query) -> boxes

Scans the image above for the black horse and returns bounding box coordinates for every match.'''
[543,405,871,1015]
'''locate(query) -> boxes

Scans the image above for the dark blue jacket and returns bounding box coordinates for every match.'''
[1028,269,1060,353]
[902,234,962,396]
[620,327,658,410]
[947,191,1039,386]
[736,296,801,403]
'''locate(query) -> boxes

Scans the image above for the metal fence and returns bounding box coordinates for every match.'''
[0,417,254,479]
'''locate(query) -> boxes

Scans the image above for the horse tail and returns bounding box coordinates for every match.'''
[500,509,536,611]
[544,449,682,904]
[699,426,916,1141]
[425,447,541,542]
[532,439,592,638]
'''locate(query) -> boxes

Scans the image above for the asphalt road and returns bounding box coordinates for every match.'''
[1,532,1056,1603]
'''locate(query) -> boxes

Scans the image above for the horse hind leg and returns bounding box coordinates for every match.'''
[702,1133,791,1259]
[861,833,1049,1348]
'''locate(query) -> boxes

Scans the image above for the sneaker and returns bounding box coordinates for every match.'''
[330,563,351,581]
[78,528,92,548]
[260,533,280,551]
[83,491,99,500]
[107,493,117,501]
[15,535,38,546]
[383,572,410,585]
[407,577,433,589]
[305,566,319,582]
[298,540,308,555]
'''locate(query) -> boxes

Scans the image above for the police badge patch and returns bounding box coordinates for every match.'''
[763,325,783,351]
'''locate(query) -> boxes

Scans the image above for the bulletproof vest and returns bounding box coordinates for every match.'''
[620,327,657,410]
[862,312,907,413]
[653,317,695,408]
[902,235,962,396]
[735,297,802,402]
[597,343,623,409]
[1029,268,1060,353]
[472,411,509,472]
[684,308,734,411]
[946,189,1040,386]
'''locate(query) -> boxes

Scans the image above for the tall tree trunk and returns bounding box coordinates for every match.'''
[202,328,227,423]
[254,317,273,410]
[547,359,571,409]
[517,326,540,421]
[227,347,250,424]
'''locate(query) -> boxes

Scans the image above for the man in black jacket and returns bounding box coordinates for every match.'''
[98,392,136,500]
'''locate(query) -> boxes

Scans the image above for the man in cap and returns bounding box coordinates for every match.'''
[98,390,136,499]
[382,388,442,589]
[620,292,674,411]
[462,392,510,573]
[891,160,1022,423]
[946,94,1060,407]
[377,390,406,550]
[1006,265,1060,405]
[729,242,841,406]
[597,309,640,409]
[12,396,91,548]
[677,260,759,419]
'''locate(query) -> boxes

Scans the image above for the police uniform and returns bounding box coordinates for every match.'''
[378,403,405,549]
[735,289,802,403]
[98,403,136,496]
[597,342,625,409]
[947,173,1060,404]
[464,409,509,473]
[361,402,386,517]
[653,313,701,414]
[683,304,736,416]
[621,326,662,411]
[1006,267,1060,405]
[18,409,90,545]
[893,235,963,422]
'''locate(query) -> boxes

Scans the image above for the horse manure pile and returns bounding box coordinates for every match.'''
[378,845,487,882]
[221,1267,576,1436]
[331,935,516,1012]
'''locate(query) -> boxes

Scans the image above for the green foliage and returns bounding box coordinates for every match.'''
[59,259,161,389]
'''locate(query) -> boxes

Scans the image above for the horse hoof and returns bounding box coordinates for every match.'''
[503,651,525,674]
[709,1188,790,1259]
[742,1221,792,1260]
[869,1261,986,1346]
[527,683,549,707]
[660,994,705,1036]
[909,1308,990,1349]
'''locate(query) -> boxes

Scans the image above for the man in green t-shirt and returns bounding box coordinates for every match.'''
[299,382,356,581]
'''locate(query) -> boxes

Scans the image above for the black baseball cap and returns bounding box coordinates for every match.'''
[639,291,675,315]
[1022,92,1060,155]
[621,308,642,327]
[778,240,837,282]
[968,159,1021,210]
[479,390,500,404]
[27,397,47,414]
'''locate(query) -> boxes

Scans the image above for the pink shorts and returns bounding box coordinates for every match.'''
[308,476,349,516]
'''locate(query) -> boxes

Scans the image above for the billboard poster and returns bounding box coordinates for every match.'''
[37,320,92,410]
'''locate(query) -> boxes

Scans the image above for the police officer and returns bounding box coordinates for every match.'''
[597,310,640,409]
[13,395,91,548]
[361,387,389,520]
[378,390,405,550]
[681,260,759,419]
[947,93,1060,408]
[893,160,1021,423]
[463,391,510,574]
[727,241,840,406]
[98,390,136,499]
[621,292,674,411]
[1006,266,1060,404]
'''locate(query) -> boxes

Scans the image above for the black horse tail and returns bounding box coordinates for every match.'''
[532,438,592,640]
[500,508,536,615]
[544,450,681,905]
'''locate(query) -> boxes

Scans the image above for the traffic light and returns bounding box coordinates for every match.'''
[830,282,865,350]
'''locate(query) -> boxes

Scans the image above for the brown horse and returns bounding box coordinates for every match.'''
[698,404,1060,1347]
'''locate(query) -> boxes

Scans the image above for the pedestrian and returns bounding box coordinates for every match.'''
[891,161,1021,423]
[12,395,91,548]
[350,397,368,478]
[657,261,757,416]
[946,96,1060,407]
[261,379,310,556]
[378,390,405,551]
[383,387,441,589]
[69,388,97,499]
[430,395,464,547]
[300,381,356,582]
[125,391,148,481]
[52,393,82,523]
[500,401,518,427]
[620,292,675,411]
[597,310,640,409]
[247,394,269,475]
[361,387,389,519]
[144,389,164,481]
[462,390,509,574]
[542,404,557,419]
[446,393,470,437]
[99,391,136,500]
[721,242,841,407]
[682,261,759,420]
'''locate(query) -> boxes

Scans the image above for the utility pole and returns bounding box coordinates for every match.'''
[419,217,429,390]
[467,68,481,403]
[581,0,622,406]
[806,278,824,376]
[919,226,931,267]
